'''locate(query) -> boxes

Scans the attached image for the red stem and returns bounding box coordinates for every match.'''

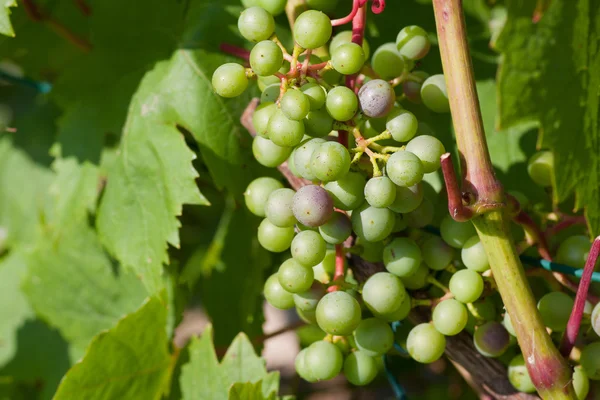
[219,43,250,61]
[560,236,600,356]
[331,0,363,26]
[514,210,552,260]
[440,153,473,221]
[328,244,347,292]
[73,0,91,16]
[548,215,586,237]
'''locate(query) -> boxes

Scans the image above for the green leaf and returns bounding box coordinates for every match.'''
[0,0,16,37]
[180,325,279,400]
[228,381,277,400]
[495,0,600,236]
[53,297,173,400]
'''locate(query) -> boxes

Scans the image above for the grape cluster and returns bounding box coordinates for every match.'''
[212,2,598,395]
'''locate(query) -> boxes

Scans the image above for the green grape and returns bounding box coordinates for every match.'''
[388,184,423,213]
[294,138,326,180]
[264,273,295,309]
[573,365,590,399]
[556,235,590,269]
[432,299,468,336]
[378,294,412,322]
[581,342,600,380]
[241,0,259,7]
[527,151,554,187]
[461,235,490,272]
[351,202,395,242]
[313,249,336,283]
[297,307,318,324]
[503,312,517,336]
[449,269,484,303]
[324,172,366,210]
[211,63,248,98]
[238,7,275,42]
[316,291,362,335]
[331,43,366,75]
[252,102,277,137]
[393,213,408,233]
[329,31,370,59]
[383,237,422,278]
[278,258,315,293]
[386,108,418,142]
[421,236,454,271]
[301,82,327,110]
[305,340,343,380]
[364,176,396,208]
[407,323,446,363]
[292,185,334,227]
[294,284,325,312]
[357,79,395,118]
[281,89,311,121]
[362,272,406,315]
[343,351,378,386]
[353,318,394,356]
[508,190,529,210]
[386,151,424,187]
[405,135,446,173]
[400,262,429,289]
[405,197,434,228]
[396,25,431,60]
[293,10,332,49]
[473,321,510,357]
[372,43,405,80]
[250,40,283,76]
[310,141,351,182]
[592,302,600,336]
[244,177,283,217]
[253,136,292,167]
[402,71,429,103]
[319,211,352,244]
[257,218,295,252]
[304,109,334,138]
[508,354,536,393]
[256,0,286,15]
[356,238,385,263]
[258,74,280,91]
[292,230,327,267]
[465,298,497,332]
[421,74,450,113]
[361,115,387,139]
[260,83,280,103]
[265,188,297,227]
[537,292,574,332]
[268,109,305,147]
[295,348,317,382]
[306,0,340,12]
[440,215,476,249]
[326,86,358,122]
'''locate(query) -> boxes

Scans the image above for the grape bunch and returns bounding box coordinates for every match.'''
[212,2,599,396]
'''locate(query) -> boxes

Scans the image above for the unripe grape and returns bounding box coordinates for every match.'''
[581,342,600,380]
[294,138,326,180]
[372,43,405,80]
[257,0,286,15]
[278,258,315,293]
[265,188,297,227]
[386,151,424,187]
[324,172,366,210]
[319,211,352,244]
[292,185,334,227]
[316,291,362,335]
[537,292,573,332]
[396,25,431,60]
[386,108,418,142]
[573,365,590,399]
[330,31,370,59]
[264,273,295,309]
[313,249,336,284]
[331,42,365,75]
[377,294,412,322]
[421,74,450,113]
[356,238,385,263]
[268,109,305,147]
[293,10,332,49]
[238,7,275,42]
[295,348,317,382]
[357,79,395,118]
[294,283,325,312]
[301,82,327,110]
[432,299,468,336]
[405,197,434,228]
[556,235,590,269]
[252,136,292,167]
[527,151,554,187]
[402,71,429,103]
[473,321,510,357]
[257,218,295,252]
[310,141,351,182]
[326,86,358,121]
[362,272,406,316]
[383,237,422,278]
[351,202,395,242]
[281,89,311,121]
[388,184,423,214]
[449,269,484,303]
[400,262,429,290]
[343,351,378,386]
[252,102,277,137]
[260,83,281,103]
[508,354,536,393]
[250,40,283,76]
[461,235,490,272]
[291,230,327,266]
[405,135,446,173]
[304,109,334,137]
[592,302,600,336]
[353,318,394,356]
[421,236,454,271]
[407,323,446,363]
[503,312,517,336]
[305,340,343,380]
[244,177,283,217]
[211,63,248,98]
[440,215,476,248]
[364,176,396,208]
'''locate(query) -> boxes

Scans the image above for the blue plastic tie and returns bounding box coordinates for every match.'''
[383,354,407,400]
[0,70,52,93]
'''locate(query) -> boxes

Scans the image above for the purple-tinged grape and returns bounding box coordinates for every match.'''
[293,10,332,49]
[264,273,295,309]
[319,211,352,244]
[402,71,429,103]
[407,323,446,363]
[292,185,334,227]
[316,291,362,335]
[473,321,510,357]
[238,7,275,42]
[358,79,395,118]
[244,177,283,217]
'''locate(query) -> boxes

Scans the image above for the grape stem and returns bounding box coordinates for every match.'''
[432,0,575,397]
[560,236,600,357]
[330,0,363,26]
[327,244,347,293]
[74,0,92,16]
[219,43,251,61]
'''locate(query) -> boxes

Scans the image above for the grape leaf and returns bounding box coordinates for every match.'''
[180,325,279,400]
[228,381,277,400]
[495,0,600,236]
[53,297,173,400]
[0,0,16,37]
